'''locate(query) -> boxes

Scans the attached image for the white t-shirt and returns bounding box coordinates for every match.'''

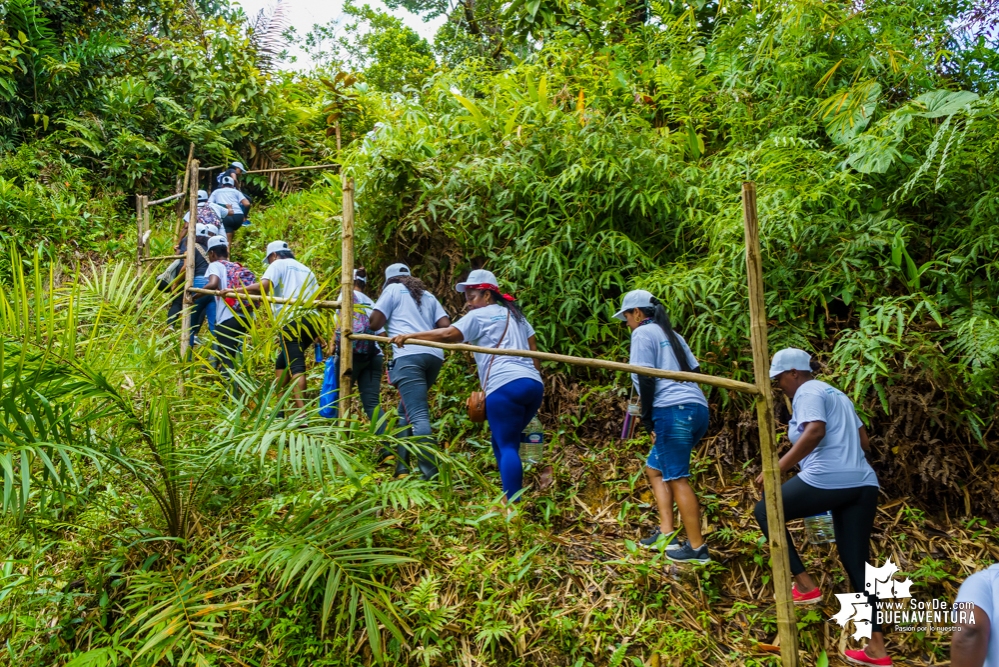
[208,188,247,215]
[205,261,235,325]
[183,202,227,223]
[372,283,449,360]
[452,304,542,395]
[261,258,319,319]
[789,379,879,490]
[628,323,707,409]
[955,564,999,667]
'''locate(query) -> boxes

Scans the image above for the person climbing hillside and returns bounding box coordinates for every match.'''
[754,348,888,667]
[175,190,227,250]
[208,176,250,244]
[389,269,543,504]
[368,263,451,480]
[217,160,246,187]
[616,290,711,564]
[202,236,254,374]
[335,267,386,435]
[167,222,215,347]
[241,241,321,421]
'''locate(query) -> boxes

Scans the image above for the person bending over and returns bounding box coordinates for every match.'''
[390,269,543,503]
[208,176,250,245]
[616,290,711,564]
[368,264,450,480]
[755,347,888,666]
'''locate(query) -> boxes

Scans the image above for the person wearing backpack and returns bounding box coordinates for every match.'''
[167,223,215,347]
[616,290,712,564]
[176,191,228,251]
[334,267,386,433]
[203,236,256,372]
[208,176,251,244]
[368,263,451,480]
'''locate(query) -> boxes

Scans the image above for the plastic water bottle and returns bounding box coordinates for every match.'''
[314,343,323,363]
[804,511,836,544]
[520,416,544,465]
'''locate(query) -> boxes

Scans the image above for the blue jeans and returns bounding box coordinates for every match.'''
[389,354,443,464]
[485,378,544,501]
[190,276,216,346]
[646,403,709,481]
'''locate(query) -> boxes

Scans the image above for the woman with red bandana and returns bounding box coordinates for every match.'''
[389,269,543,502]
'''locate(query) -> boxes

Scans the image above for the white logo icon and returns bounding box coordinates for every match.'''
[832,558,913,639]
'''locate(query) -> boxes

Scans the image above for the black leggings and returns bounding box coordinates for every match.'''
[275,318,320,376]
[215,317,247,370]
[220,214,244,234]
[754,476,881,633]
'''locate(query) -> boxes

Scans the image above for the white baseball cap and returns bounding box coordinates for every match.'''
[613,289,656,321]
[197,189,208,202]
[264,240,290,265]
[195,222,208,236]
[769,348,813,379]
[204,223,220,237]
[231,161,246,171]
[353,269,366,283]
[455,269,499,292]
[207,236,228,251]
[221,176,235,186]
[385,263,411,280]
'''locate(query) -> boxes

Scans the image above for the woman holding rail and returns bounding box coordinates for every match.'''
[616,289,711,564]
[368,264,450,480]
[755,348,888,667]
[389,269,543,504]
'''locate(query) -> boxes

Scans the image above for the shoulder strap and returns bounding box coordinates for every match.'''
[194,244,209,262]
[481,310,511,389]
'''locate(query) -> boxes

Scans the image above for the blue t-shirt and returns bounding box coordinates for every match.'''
[955,564,999,667]
[789,380,879,490]
[628,323,707,409]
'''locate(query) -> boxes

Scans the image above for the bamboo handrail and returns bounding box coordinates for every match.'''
[198,164,224,171]
[245,163,340,175]
[148,192,185,206]
[142,254,185,262]
[349,333,759,393]
[187,287,342,309]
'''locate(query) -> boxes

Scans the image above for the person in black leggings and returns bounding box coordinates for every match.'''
[754,348,889,667]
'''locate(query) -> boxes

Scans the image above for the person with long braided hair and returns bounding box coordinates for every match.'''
[615,290,711,563]
[369,264,451,480]
[389,269,543,504]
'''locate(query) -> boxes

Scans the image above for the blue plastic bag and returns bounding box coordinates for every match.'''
[318,355,338,419]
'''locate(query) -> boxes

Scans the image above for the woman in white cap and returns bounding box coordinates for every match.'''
[242,241,321,418]
[208,176,250,244]
[615,289,711,563]
[388,269,543,503]
[168,222,215,346]
[756,348,887,666]
[202,236,251,373]
[368,263,450,479]
[175,190,226,251]
[335,267,386,433]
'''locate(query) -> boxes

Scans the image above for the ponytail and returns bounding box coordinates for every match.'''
[639,298,696,373]
[486,289,526,323]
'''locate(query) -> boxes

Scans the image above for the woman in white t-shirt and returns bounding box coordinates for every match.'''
[334,267,386,433]
[616,290,711,564]
[208,177,250,244]
[757,348,887,667]
[389,269,543,502]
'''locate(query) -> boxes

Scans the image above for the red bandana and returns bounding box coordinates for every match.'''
[465,283,516,302]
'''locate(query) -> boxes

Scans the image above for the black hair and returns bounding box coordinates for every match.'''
[386,275,426,307]
[354,267,367,289]
[196,235,209,246]
[274,249,294,260]
[475,288,525,323]
[637,298,696,373]
[209,244,229,259]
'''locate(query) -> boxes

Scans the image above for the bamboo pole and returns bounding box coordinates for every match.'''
[143,199,151,259]
[198,164,224,171]
[135,194,144,270]
[147,192,185,206]
[173,174,186,241]
[244,163,340,175]
[179,160,199,380]
[349,333,760,393]
[339,176,355,418]
[142,255,186,263]
[187,287,342,309]
[743,182,799,667]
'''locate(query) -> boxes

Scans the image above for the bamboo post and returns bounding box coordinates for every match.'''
[339,176,355,418]
[743,182,799,667]
[179,160,200,375]
[143,198,151,258]
[135,194,144,270]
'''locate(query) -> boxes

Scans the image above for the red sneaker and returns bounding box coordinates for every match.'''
[792,584,821,605]
[844,648,893,666]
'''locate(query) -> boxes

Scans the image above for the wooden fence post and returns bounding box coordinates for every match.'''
[179,160,200,382]
[743,182,799,667]
[135,194,144,271]
[339,176,355,419]
[143,198,151,259]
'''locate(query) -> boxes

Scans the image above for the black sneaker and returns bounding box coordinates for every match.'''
[639,528,681,550]
[665,541,711,563]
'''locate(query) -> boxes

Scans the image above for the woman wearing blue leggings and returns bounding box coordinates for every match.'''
[389,269,543,502]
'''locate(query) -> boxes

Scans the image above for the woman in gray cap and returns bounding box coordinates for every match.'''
[368,264,450,479]
[755,348,887,667]
[615,289,711,564]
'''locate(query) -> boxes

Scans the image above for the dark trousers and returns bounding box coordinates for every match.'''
[275,318,320,376]
[754,476,881,633]
[335,352,385,433]
[214,317,247,371]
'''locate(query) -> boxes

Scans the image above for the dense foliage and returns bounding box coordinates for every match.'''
[2,0,999,665]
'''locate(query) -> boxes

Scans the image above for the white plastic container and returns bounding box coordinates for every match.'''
[804,511,836,544]
[520,416,544,465]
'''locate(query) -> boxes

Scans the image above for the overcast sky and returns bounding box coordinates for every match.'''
[234,0,446,70]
